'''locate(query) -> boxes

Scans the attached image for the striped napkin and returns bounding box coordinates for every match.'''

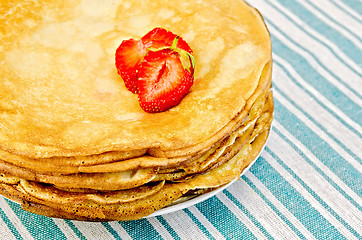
[0,0,361,239]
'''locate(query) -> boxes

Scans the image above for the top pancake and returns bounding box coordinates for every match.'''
[0,0,271,158]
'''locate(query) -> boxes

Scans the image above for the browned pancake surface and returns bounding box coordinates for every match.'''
[0,0,271,158]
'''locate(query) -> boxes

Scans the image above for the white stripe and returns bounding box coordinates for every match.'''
[237,173,317,240]
[261,150,359,240]
[107,222,133,240]
[187,205,225,240]
[330,0,362,22]
[273,60,362,156]
[273,55,362,135]
[274,89,362,171]
[224,182,305,240]
[266,0,362,76]
[268,130,362,235]
[306,0,362,39]
[52,219,80,240]
[162,210,208,240]
[0,198,34,240]
[245,170,316,239]
[274,121,362,206]
[252,0,362,99]
[147,217,175,240]
[215,192,269,240]
[296,0,362,48]
[269,25,362,107]
[0,216,16,240]
[70,221,116,240]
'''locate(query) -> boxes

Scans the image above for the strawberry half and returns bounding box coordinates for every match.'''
[115,28,192,94]
[141,27,193,54]
[115,38,146,93]
[137,37,195,113]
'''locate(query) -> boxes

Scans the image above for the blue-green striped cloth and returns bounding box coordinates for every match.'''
[1,0,361,239]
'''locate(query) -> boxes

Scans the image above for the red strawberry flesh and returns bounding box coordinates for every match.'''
[115,38,146,93]
[115,27,195,112]
[138,49,194,113]
[142,27,193,54]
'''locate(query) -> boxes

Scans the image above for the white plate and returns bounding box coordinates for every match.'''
[146,134,269,218]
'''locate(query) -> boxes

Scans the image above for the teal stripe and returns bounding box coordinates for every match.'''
[196,196,257,239]
[266,0,362,78]
[272,127,362,212]
[265,146,362,239]
[329,0,362,24]
[5,199,67,240]
[223,190,275,240]
[0,204,22,240]
[101,222,122,240]
[274,59,362,140]
[183,208,215,240]
[340,0,362,13]
[250,157,347,239]
[155,216,181,240]
[305,0,361,40]
[277,0,362,63]
[274,98,362,196]
[273,74,362,164]
[241,175,308,240]
[64,220,86,240]
[119,219,162,240]
[267,16,362,104]
[270,32,362,126]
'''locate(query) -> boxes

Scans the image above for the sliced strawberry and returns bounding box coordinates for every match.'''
[141,27,193,54]
[115,28,195,111]
[137,48,194,113]
[115,38,146,93]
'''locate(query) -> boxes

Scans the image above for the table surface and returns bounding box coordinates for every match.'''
[1,0,361,239]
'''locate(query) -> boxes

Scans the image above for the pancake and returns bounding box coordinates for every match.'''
[0,90,273,220]
[0,118,272,221]
[0,71,271,176]
[0,89,272,190]
[0,160,158,191]
[0,0,273,220]
[154,90,273,181]
[0,0,271,158]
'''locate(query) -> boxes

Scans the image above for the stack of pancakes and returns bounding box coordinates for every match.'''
[0,0,273,221]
